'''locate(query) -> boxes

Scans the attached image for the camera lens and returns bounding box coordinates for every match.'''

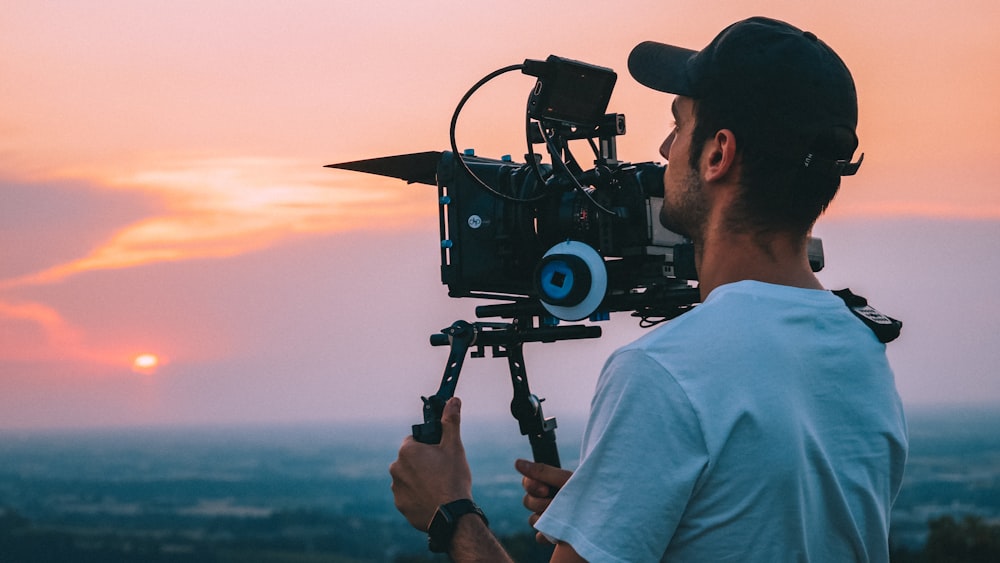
[536,255,592,306]
[533,241,608,321]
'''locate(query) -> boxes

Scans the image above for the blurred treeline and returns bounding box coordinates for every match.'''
[2,506,998,562]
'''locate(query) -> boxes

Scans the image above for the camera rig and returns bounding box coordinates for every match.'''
[328,55,824,466]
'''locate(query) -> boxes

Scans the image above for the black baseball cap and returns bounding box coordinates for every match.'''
[628,16,863,176]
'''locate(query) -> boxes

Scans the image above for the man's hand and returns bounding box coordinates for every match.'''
[516,458,573,544]
[390,397,473,532]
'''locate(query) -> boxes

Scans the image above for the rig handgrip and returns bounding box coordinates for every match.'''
[412,420,442,444]
[529,429,561,468]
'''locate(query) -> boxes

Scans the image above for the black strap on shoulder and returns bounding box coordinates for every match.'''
[832,288,902,343]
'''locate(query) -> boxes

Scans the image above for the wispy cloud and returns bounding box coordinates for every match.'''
[0,157,432,289]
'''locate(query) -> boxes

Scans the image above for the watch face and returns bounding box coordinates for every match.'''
[427,500,486,553]
[427,507,454,552]
[430,506,453,533]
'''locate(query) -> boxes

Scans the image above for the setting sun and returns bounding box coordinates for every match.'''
[132,354,159,375]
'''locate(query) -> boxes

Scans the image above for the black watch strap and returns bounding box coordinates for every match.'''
[427,499,489,553]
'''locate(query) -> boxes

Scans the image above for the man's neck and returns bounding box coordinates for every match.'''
[693,228,823,301]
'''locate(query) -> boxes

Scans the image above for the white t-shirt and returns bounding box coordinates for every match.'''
[535,281,908,562]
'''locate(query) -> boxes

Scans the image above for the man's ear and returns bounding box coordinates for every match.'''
[702,129,737,183]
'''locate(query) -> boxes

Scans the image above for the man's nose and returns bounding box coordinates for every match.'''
[659,131,675,160]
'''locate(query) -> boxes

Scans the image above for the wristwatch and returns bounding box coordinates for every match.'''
[427,498,489,553]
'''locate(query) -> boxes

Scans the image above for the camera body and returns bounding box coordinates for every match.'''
[436,150,694,319]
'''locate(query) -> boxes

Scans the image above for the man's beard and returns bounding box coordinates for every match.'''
[659,168,708,241]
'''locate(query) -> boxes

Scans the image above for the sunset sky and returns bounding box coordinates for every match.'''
[2,1,999,431]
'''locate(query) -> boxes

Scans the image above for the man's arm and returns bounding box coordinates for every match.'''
[390,398,515,561]
[515,460,587,562]
[449,515,586,563]
[390,398,589,562]
[450,512,513,562]
[517,459,572,544]
[551,543,587,562]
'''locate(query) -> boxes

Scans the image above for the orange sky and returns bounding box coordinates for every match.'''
[2,1,999,429]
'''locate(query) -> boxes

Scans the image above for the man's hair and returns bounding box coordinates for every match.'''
[689,98,856,237]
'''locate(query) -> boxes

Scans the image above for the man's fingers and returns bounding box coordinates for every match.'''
[523,480,551,500]
[521,476,551,499]
[523,492,552,514]
[440,397,463,449]
[515,458,572,488]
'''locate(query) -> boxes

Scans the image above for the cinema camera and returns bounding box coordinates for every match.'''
[328,55,824,466]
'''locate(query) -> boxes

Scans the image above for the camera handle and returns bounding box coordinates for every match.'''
[412,320,479,446]
[412,319,602,468]
[504,338,561,467]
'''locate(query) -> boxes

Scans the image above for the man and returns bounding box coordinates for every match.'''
[390,16,907,562]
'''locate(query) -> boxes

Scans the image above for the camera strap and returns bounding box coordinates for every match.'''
[832,288,902,343]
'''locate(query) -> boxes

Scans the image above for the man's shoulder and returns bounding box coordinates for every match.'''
[631,281,854,339]
[613,280,879,380]
[620,281,781,347]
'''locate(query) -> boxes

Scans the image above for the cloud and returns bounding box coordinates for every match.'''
[0,157,435,289]
[0,176,157,280]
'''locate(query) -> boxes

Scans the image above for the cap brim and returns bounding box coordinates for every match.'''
[627,41,697,96]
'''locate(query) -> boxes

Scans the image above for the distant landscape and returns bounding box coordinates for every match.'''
[1,405,998,562]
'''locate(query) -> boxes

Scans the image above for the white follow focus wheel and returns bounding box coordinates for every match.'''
[535,240,608,321]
